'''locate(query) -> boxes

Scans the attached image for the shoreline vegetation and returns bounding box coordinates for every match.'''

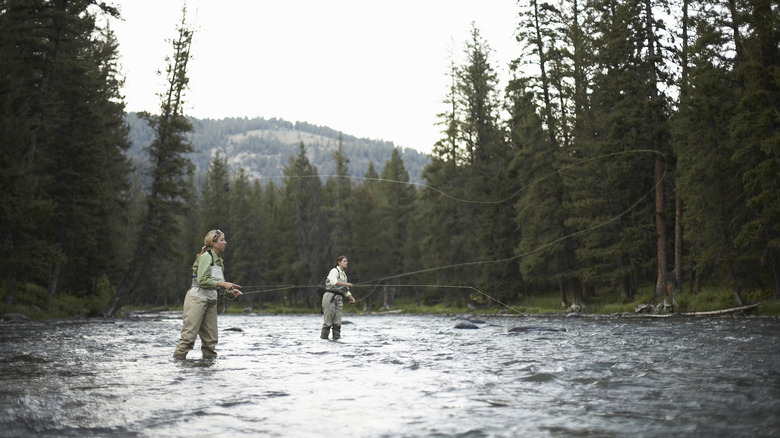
[3,285,778,321]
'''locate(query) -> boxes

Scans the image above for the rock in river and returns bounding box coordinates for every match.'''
[508,326,567,333]
[454,320,479,329]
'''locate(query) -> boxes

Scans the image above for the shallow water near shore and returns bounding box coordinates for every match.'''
[0,313,778,437]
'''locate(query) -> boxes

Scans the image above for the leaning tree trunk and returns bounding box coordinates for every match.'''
[104,245,149,317]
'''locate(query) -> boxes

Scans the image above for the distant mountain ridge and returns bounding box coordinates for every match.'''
[125,113,430,186]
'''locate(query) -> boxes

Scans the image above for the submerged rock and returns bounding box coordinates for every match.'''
[508,326,567,333]
[454,320,479,329]
[1,313,32,323]
[224,327,244,332]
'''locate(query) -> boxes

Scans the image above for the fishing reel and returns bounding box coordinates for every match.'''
[218,288,238,301]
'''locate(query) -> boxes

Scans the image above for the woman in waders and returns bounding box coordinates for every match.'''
[173,229,242,359]
[321,255,355,340]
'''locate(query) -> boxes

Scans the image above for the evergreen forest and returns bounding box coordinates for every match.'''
[1,0,778,319]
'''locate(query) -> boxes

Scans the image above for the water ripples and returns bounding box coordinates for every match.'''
[0,313,778,437]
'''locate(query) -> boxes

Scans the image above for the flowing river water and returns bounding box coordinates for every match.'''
[0,312,778,437]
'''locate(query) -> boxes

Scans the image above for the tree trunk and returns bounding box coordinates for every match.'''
[725,260,745,306]
[569,278,586,311]
[382,285,391,309]
[619,274,633,303]
[104,252,148,317]
[617,255,633,302]
[646,0,669,305]
[47,262,60,308]
[559,279,569,308]
[675,0,688,299]
[674,194,683,295]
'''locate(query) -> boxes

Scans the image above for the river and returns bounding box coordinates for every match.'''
[0,313,778,437]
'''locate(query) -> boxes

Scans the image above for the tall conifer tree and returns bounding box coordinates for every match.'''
[281,142,328,307]
[376,149,416,301]
[105,7,195,316]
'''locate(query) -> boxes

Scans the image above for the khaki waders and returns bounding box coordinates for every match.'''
[321,291,344,340]
[173,293,218,359]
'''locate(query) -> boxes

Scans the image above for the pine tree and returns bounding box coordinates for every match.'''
[514,0,589,307]
[557,0,673,309]
[508,77,568,305]
[674,47,745,304]
[457,25,521,305]
[322,137,354,260]
[415,157,470,305]
[258,180,287,307]
[347,163,385,309]
[201,151,230,233]
[0,1,130,302]
[376,149,416,302]
[281,142,329,307]
[226,168,257,311]
[105,7,195,316]
[730,0,780,298]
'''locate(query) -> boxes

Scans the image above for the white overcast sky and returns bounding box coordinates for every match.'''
[111,1,521,154]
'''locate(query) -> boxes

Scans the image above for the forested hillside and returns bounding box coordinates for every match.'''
[125,113,429,187]
[1,1,778,319]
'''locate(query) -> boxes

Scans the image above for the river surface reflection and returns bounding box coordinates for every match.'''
[0,313,778,437]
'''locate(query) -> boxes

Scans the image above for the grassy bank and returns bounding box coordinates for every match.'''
[220,285,780,317]
[3,283,779,320]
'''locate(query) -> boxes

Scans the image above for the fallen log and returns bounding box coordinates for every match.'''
[681,303,761,317]
[634,302,761,316]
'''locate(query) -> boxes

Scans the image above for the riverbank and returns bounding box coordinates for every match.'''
[3,284,779,321]
[215,285,780,318]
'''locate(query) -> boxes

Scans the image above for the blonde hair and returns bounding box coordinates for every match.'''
[197,229,224,257]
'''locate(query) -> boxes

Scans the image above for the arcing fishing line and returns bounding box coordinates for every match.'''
[353,149,667,285]
[257,149,664,205]
[233,149,666,312]
[345,284,524,314]
[239,285,298,294]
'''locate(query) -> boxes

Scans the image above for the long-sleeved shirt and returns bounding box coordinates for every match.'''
[189,250,225,301]
[325,266,352,297]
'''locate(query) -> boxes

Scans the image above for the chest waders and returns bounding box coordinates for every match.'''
[190,250,226,300]
[174,250,224,359]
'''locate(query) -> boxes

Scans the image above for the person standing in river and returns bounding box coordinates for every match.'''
[173,229,242,359]
[321,255,355,340]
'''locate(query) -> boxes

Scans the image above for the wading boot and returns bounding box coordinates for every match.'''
[320,325,331,339]
[332,324,341,340]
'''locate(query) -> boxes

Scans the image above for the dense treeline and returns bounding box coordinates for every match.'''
[0,0,777,317]
[1,1,132,311]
